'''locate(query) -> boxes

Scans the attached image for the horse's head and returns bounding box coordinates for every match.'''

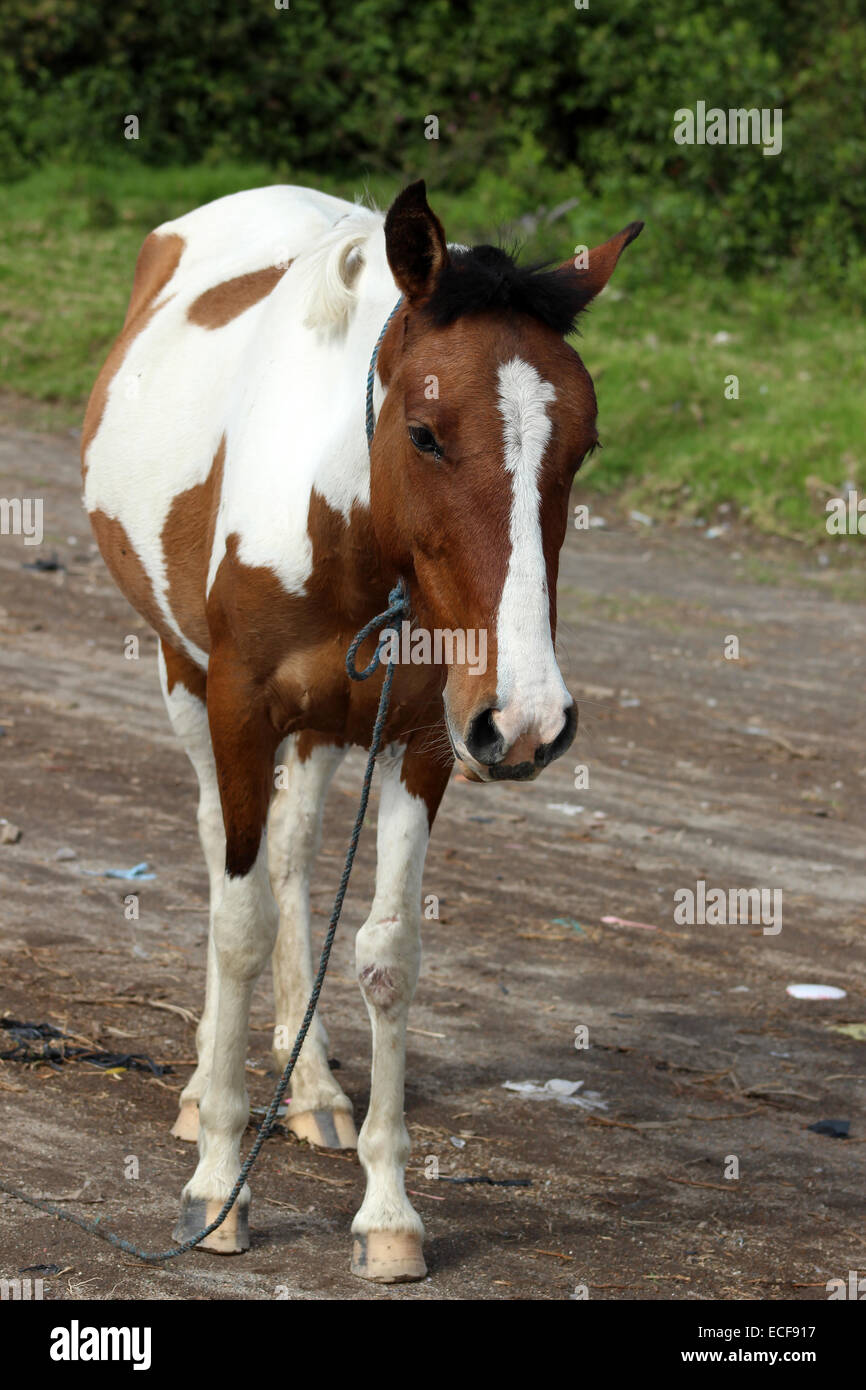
[370,181,642,782]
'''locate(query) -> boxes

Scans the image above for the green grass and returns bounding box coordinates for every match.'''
[1,161,862,541]
[580,278,865,539]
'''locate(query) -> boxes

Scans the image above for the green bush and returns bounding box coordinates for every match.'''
[1,0,864,291]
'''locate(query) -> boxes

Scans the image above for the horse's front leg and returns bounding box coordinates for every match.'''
[351,739,450,1283]
[173,648,279,1253]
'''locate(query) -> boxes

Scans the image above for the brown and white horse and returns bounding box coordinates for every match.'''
[82,180,642,1281]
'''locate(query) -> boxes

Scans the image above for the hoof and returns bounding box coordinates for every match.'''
[171,1100,200,1142]
[351,1231,426,1283]
[172,1195,250,1255]
[287,1107,357,1150]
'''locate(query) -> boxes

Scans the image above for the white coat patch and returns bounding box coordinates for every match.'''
[495,357,571,745]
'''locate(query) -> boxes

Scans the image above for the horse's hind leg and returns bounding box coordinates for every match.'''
[158,641,223,1142]
[268,733,355,1149]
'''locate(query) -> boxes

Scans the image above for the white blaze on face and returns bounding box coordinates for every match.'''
[494,357,572,748]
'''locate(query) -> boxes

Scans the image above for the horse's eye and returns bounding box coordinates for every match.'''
[409,425,442,458]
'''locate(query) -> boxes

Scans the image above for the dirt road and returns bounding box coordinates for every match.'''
[0,424,864,1300]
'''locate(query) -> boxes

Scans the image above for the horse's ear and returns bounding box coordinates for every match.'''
[561,221,644,307]
[385,180,449,304]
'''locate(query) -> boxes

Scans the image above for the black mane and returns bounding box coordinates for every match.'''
[423,244,590,336]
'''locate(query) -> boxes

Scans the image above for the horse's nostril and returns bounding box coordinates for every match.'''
[536,704,578,768]
[465,708,505,765]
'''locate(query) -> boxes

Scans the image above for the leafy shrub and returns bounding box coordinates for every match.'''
[0,0,863,291]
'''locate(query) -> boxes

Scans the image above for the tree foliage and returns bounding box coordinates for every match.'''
[1,0,863,280]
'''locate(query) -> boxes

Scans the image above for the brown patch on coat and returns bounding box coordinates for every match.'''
[81,231,185,471]
[161,436,226,652]
[206,490,383,682]
[296,729,346,764]
[161,640,207,703]
[187,266,290,330]
[206,640,282,878]
[202,491,444,876]
[400,728,453,826]
[205,493,445,753]
[88,509,170,644]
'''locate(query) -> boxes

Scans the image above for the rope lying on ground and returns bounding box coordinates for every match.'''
[0,1018,169,1076]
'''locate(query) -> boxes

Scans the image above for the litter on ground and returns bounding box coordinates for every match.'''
[551,918,585,934]
[807,1119,850,1139]
[786,983,846,1001]
[829,1023,866,1041]
[601,915,659,931]
[502,1079,607,1112]
[81,860,156,880]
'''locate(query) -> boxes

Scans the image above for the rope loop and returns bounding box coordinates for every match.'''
[345,578,410,682]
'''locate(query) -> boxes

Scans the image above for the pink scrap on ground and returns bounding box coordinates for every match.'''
[601,915,659,931]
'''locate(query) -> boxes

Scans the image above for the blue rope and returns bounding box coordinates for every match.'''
[0,314,411,1263]
[346,578,407,681]
[365,297,403,447]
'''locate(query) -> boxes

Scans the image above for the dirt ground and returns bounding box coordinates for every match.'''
[0,423,864,1302]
